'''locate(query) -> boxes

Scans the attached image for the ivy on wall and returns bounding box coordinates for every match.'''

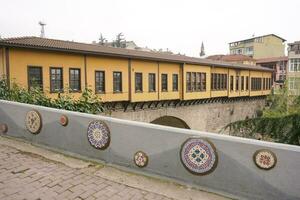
[224,83,300,146]
[0,78,104,114]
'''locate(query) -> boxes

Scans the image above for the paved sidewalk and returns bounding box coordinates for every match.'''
[0,137,229,200]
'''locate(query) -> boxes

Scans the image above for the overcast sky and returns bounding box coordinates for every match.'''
[0,0,299,57]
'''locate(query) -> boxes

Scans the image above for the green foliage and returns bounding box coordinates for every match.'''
[225,82,300,146]
[0,78,104,114]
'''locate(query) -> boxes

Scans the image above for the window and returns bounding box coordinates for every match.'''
[236,76,239,91]
[201,73,206,91]
[148,73,156,92]
[161,74,168,91]
[211,73,227,91]
[191,72,196,91]
[241,76,244,91]
[251,77,262,91]
[196,73,201,91]
[28,66,43,90]
[289,58,300,72]
[50,67,63,93]
[135,72,143,92]
[246,76,249,90]
[230,76,234,91]
[69,68,81,92]
[289,77,300,91]
[95,71,105,93]
[186,72,191,92]
[172,74,178,91]
[113,71,122,92]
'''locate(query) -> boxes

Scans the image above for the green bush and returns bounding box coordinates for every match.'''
[224,83,300,146]
[0,79,104,114]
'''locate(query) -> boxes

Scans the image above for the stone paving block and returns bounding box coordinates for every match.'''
[0,144,174,200]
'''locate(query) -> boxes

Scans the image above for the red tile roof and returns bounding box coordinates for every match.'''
[0,36,272,72]
[206,54,255,62]
[256,56,288,63]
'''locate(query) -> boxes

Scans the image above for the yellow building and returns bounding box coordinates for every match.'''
[229,34,286,59]
[0,36,272,103]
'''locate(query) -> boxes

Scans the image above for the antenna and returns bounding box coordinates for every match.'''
[39,21,46,38]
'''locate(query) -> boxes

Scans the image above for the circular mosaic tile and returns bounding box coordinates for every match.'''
[0,123,8,134]
[60,115,68,126]
[87,120,110,150]
[134,151,148,168]
[253,149,277,170]
[180,138,218,175]
[25,110,42,134]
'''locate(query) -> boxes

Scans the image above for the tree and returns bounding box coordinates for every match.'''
[113,33,125,48]
[200,42,205,57]
[224,83,300,145]
[98,33,107,45]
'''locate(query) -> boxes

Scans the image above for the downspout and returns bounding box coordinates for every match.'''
[5,48,10,88]
[84,55,87,89]
[157,61,160,100]
[128,58,132,102]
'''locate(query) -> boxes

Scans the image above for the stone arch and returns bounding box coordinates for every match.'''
[150,116,190,129]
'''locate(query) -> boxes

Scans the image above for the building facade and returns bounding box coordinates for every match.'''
[0,37,272,105]
[229,34,286,59]
[287,41,300,95]
[256,56,288,89]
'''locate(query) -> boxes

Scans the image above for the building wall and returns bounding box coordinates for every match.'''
[210,67,228,98]
[9,48,85,99]
[86,55,129,102]
[5,48,272,102]
[183,64,211,100]
[229,35,285,59]
[287,50,300,95]
[130,60,158,102]
[158,62,181,100]
[253,35,285,59]
[0,48,5,78]
[250,71,264,96]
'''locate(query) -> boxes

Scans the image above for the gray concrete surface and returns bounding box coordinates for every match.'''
[0,136,228,200]
[0,100,300,200]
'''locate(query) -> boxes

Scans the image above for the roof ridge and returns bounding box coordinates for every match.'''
[0,36,37,41]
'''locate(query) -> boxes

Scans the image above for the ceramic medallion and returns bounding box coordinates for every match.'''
[0,123,8,134]
[134,151,148,168]
[253,149,277,170]
[87,120,110,150]
[60,115,68,126]
[180,138,218,175]
[25,110,42,134]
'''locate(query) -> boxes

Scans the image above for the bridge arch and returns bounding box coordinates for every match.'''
[150,116,190,129]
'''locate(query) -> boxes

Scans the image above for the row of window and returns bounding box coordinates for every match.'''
[186,72,206,92]
[28,66,271,94]
[134,73,178,93]
[289,58,300,72]
[28,66,179,93]
[211,73,227,91]
[28,66,123,93]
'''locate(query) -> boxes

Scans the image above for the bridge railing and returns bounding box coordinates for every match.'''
[0,100,299,200]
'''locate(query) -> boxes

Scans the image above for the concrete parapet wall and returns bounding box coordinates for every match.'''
[0,100,299,200]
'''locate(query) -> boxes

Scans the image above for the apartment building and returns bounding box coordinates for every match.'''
[287,41,300,95]
[229,34,286,59]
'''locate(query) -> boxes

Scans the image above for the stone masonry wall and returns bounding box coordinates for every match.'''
[108,98,265,133]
